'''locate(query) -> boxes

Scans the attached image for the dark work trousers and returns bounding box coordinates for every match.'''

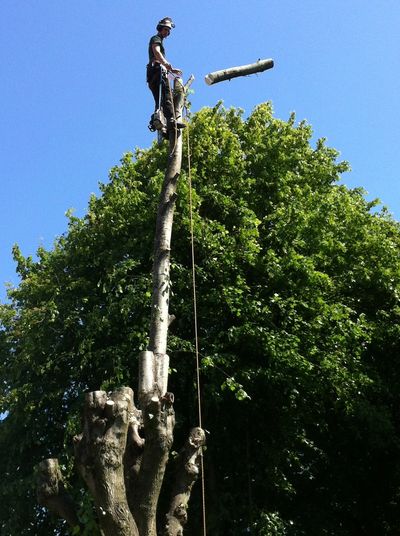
[146,64,174,122]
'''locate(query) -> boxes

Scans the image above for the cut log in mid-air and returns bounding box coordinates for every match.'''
[205,58,274,85]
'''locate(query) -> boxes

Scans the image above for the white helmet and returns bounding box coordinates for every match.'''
[157,17,175,31]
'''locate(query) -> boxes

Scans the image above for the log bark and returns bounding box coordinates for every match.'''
[205,58,274,85]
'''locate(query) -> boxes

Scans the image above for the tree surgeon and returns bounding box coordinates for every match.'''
[147,17,186,135]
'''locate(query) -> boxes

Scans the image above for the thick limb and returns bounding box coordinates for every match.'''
[73,388,139,536]
[132,390,175,536]
[36,458,81,529]
[205,58,274,85]
[164,428,206,536]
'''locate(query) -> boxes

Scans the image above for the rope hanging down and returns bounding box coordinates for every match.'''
[185,115,207,536]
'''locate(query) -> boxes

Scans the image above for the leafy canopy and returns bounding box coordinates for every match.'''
[1,103,400,535]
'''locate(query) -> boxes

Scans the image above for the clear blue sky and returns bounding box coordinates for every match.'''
[1,1,399,300]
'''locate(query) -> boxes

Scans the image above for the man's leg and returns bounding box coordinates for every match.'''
[148,67,161,110]
[161,74,173,122]
[147,66,168,133]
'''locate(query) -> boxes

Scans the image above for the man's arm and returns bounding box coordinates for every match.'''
[152,44,182,75]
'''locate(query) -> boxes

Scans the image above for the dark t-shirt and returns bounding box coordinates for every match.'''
[148,34,165,63]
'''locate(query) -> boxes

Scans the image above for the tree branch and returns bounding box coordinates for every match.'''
[36,458,81,530]
[74,387,139,536]
[133,390,175,536]
[164,427,206,536]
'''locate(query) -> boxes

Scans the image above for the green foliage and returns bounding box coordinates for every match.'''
[256,512,296,536]
[71,491,101,535]
[1,102,400,535]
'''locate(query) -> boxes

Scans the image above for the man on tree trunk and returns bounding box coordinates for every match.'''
[35,22,204,535]
[147,17,186,135]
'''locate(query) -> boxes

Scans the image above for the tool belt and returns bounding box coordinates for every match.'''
[146,61,167,83]
[146,62,166,83]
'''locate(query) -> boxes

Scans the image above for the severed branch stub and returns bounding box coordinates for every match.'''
[205,58,274,85]
[73,388,139,536]
[36,458,81,530]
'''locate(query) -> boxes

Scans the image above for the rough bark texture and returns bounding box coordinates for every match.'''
[132,77,186,536]
[37,458,80,529]
[73,388,139,536]
[36,76,204,536]
[164,428,206,536]
[132,392,175,536]
[148,77,185,358]
[205,58,274,85]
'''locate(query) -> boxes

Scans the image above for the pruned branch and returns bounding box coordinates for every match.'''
[205,58,274,85]
[132,390,175,536]
[184,74,195,92]
[73,387,139,536]
[37,458,81,529]
[164,427,206,536]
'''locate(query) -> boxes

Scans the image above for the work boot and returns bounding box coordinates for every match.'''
[168,118,187,130]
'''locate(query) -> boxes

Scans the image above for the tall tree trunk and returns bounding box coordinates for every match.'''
[37,76,204,536]
[134,76,186,536]
[146,76,186,394]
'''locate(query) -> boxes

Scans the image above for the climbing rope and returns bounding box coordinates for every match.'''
[185,116,207,536]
